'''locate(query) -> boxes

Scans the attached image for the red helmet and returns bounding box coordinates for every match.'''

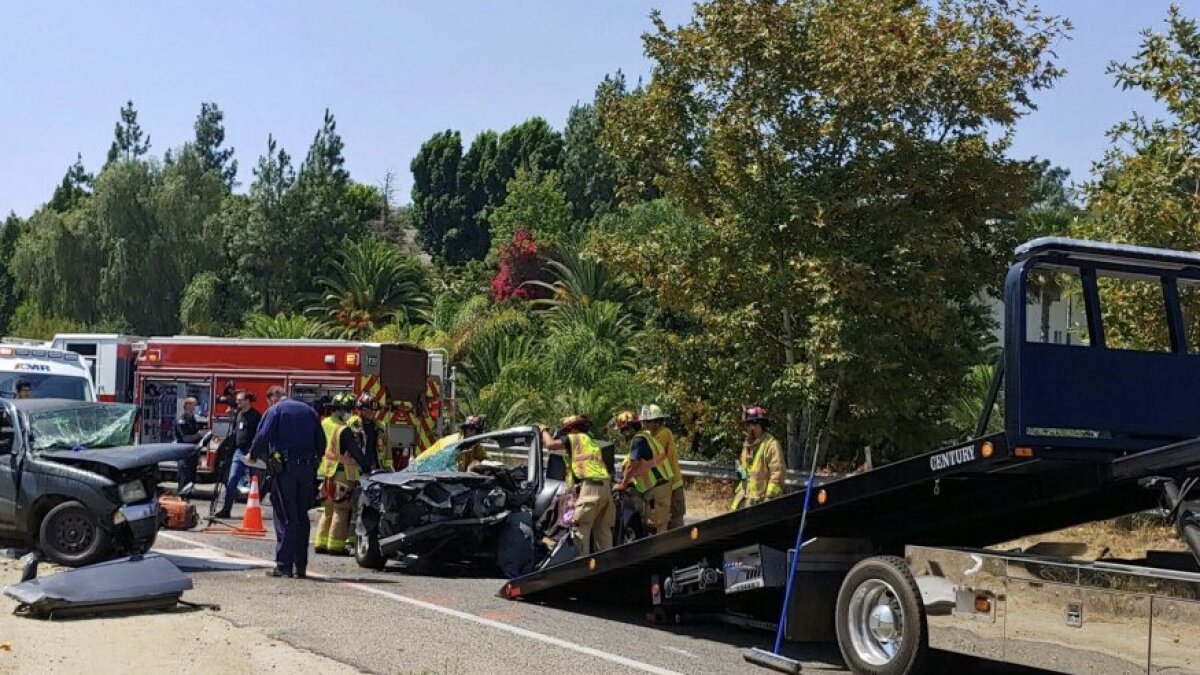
[743,406,770,425]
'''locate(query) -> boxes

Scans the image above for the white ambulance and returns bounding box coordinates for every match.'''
[0,341,96,401]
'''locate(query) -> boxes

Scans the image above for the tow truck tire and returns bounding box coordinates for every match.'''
[835,556,931,675]
[39,501,111,567]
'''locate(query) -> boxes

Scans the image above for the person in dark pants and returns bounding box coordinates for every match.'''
[250,385,326,579]
[214,391,263,519]
[174,397,204,495]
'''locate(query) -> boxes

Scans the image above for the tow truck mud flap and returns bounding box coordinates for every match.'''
[4,553,193,618]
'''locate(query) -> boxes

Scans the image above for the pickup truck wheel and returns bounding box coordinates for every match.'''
[835,556,930,675]
[39,501,111,567]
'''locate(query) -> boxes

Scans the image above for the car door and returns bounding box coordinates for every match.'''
[0,406,20,533]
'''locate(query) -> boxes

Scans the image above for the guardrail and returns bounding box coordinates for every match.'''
[487,448,827,487]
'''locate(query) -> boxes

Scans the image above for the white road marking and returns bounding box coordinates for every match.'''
[158,532,684,675]
[663,646,697,659]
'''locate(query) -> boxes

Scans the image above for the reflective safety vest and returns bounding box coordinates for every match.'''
[653,426,684,490]
[319,421,360,481]
[732,433,783,508]
[422,432,462,457]
[566,432,609,487]
[321,416,338,446]
[631,430,674,494]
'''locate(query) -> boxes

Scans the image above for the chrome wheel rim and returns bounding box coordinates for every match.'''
[847,578,905,666]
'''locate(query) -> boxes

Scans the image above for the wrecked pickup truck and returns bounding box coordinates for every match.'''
[355,425,570,575]
[0,398,196,566]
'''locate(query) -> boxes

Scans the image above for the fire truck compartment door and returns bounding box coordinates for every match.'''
[378,345,428,403]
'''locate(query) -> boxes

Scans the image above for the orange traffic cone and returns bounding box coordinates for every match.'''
[235,475,267,537]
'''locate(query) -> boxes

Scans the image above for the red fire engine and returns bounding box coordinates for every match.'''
[132,337,451,482]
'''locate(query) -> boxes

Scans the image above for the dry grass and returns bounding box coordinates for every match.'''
[997,514,1185,559]
[685,478,734,520]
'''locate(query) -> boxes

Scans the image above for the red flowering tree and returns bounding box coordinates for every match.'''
[491,229,549,302]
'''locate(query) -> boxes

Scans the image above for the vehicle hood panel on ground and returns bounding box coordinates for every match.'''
[40,442,196,471]
[4,553,193,617]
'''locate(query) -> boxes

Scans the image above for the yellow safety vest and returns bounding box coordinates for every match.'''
[422,432,462,457]
[631,430,674,494]
[374,424,394,471]
[566,432,610,487]
[653,426,684,490]
[732,433,782,507]
[319,421,360,481]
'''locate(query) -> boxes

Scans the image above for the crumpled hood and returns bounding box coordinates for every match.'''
[39,443,196,471]
[364,470,495,489]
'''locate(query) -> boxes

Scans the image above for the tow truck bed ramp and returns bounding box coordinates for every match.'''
[501,433,1171,601]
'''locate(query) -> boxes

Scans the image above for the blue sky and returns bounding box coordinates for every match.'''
[1,1,1196,218]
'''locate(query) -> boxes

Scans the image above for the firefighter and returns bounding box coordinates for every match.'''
[615,410,674,535]
[640,404,686,530]
[541,414,614,556]
[314,393,371,555]
[731,406,786,510]
[353,393,394,472]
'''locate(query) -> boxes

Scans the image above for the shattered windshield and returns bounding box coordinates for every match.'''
[404,441,469,473]
[26,403,137,451]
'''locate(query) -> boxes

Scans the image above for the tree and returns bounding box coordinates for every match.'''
[0,214,23,333]
[1074,7,1200,350]
[487,169,574,256]
[344,182,384,225]
[562,77,626,221]
[495,118,563,185]
[310,239,431,339]
[106,100,151,164]
[193,102,237,190]
[225,136,295,314]
[241,312,330,339]
[491,230,545,302]
[411,130,471,262]
[47,154,93,213]
[597,0,1068,464]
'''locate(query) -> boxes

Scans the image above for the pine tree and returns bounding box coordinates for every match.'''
[194,102,237,189]
[47,153,93,213]
[106,100,151,164]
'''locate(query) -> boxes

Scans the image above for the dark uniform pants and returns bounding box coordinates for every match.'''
[272,461,316,574]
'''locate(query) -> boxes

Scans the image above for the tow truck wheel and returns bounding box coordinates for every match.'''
[39,501,111,567]
[835,556,930,675]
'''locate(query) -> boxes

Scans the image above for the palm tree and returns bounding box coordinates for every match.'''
[241,312,330,339]
[523,253,634,309]
[311,239,431,339]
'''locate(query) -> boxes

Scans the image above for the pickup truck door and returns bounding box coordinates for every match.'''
[0,410,19,532]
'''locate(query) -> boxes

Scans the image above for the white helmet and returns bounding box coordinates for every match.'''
[639,404,666,422]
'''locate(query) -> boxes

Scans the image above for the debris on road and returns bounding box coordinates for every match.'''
[5,553,195,618]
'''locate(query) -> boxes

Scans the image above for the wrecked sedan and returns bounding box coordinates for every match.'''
[0,398,197,566]
[355,425,565,574]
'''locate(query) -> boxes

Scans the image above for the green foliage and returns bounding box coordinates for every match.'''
[487,170,574,256]
[106,100,151,164]
[180,271,247,335]
[311,239,431,339]
[240,312,330,339]
[47,154,93,213]
[1074,7,1200,351]
[345,182,384,224]
[562,78,626,221]
[0,214,23,334]
[598,0,1068,462]
[410,131,474,263]
[193,102,237,190]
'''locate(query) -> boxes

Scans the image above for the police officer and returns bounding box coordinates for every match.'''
[214,391,263,519]
[731,406,786,510]
[250,385,326,578]
[314,393,371,555]
[541,414,614,556]
[174,397,204,495]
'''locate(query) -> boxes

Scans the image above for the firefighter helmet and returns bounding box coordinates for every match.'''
[612,410,639,431]
[639,404,666,422]
[331,392,354,411]
[742,405,770,425]
[557,413,591,435]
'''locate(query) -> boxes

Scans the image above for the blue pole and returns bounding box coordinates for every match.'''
[773,472,816,655]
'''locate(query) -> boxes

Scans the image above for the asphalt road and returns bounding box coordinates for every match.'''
[153,496,1049,675]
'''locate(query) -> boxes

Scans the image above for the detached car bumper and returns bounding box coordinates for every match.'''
[115,499,160,544]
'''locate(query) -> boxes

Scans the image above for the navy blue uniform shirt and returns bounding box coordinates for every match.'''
[251,398,326,463]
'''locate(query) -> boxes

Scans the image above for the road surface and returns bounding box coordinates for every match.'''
[143,496,1050,675]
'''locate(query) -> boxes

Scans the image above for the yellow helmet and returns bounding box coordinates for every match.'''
[612,410,639,431]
